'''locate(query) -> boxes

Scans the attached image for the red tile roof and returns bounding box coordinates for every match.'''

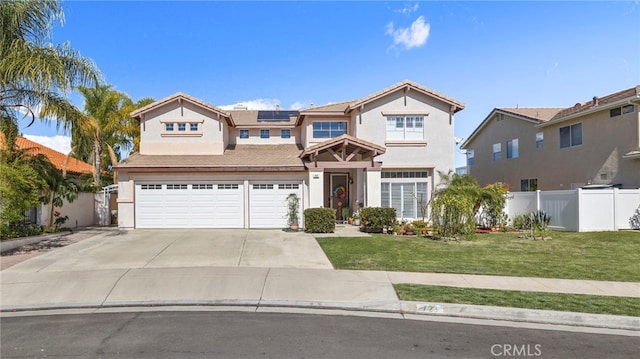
[14,136,94,175]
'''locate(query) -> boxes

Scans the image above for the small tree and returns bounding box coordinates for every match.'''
[630,206,640,230]
[285,193,300,229]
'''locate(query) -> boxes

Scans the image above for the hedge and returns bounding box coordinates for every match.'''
[360,207,396,233]
[304,208,336,233]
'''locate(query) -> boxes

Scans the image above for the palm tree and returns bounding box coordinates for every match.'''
[0,0,100,146]
[71,86,153,186]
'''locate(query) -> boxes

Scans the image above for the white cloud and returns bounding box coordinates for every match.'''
[23,135,72,154]
[220,98,310,111]
[386,15,430,50]
[394,3,419,14]
[219,98,280,111]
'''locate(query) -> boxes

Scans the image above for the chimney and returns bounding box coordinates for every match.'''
[593,96,599,106]
[233,103,247,110]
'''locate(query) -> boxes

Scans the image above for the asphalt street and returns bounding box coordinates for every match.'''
[1,311,638,358]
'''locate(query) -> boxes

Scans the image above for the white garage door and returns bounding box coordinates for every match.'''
[135,183,244,228]
[249,182,303,228]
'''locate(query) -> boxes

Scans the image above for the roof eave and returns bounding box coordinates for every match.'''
[537,96,640,128]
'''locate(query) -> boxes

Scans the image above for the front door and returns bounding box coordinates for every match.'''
[330,173,349,220]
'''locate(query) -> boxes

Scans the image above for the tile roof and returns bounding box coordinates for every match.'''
[130,92,231,121]
[300,134,386,158]
[551,85,640,121]
[300,100,357,113]
[14,136,94,175]
[497,108,564,122]
[116,144,305,170]
[227,110,296,127]
[347,80,465,113]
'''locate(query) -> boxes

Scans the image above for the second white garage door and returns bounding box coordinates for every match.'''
[249,182,303,228]
[135,183,244,228]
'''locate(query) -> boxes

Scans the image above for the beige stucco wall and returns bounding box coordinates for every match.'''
[355,91,456,178]
[40,192,95,228]
[139,101,227,155]
[228,127,300,145]
[466,106,640,190]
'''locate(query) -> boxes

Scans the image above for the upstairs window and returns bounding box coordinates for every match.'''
[506,139,519,159]
[177,123,186,132]
[520,178,538,192]
[313,121,346,138]
[260,129,270,139]
[190,123,198,131]
[610,104,635,117]
[492,143,501,161]
[560,123,582,148]
[165,123,174,131]
[536,132,544,149]
[467,149,475,166]
[239,129,249,139]
[281,129,291,139]
[386,116,424,140]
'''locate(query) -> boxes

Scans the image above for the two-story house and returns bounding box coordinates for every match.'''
[115,80,465,229]
[461,86,640,191]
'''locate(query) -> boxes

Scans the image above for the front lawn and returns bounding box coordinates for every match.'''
[395,284,640,317]
[316,231,640,282]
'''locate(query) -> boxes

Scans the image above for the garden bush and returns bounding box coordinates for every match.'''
[304,208,336,233]
[360,207,396,233]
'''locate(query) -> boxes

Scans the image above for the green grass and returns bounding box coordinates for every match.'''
[317,231,640,282]
[395,284,640,317]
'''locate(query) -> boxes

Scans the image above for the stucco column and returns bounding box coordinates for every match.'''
[365,169,381,207]
[308,169,324,208]
[116,173,135,229]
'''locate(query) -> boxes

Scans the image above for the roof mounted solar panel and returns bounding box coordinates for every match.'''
[257,110,298,122]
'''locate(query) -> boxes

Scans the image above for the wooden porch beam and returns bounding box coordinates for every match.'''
[327,148,343,162]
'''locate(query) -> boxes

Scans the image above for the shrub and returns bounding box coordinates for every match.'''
[630,206,640,230]
[513,213,531,230]
[431,191,476,239]
[360,207,396,233]
[0,223,43,241]
[304,208,336,233]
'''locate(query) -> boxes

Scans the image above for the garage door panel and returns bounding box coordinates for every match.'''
[135,183,244,229]
[249,182,302,229]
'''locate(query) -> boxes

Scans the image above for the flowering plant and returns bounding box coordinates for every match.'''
[53,211,69,231]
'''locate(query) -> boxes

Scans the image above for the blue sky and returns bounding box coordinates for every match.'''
[21,1,640,167]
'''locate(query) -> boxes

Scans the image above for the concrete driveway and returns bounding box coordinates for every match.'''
[3,229,333,273]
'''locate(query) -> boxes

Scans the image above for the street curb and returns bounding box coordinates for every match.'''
[0,231,72,253]
[2,300,638,332]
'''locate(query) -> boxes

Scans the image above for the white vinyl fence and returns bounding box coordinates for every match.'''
[505,189,640,232]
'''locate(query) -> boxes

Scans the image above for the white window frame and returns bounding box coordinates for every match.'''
[536,132,543,149]
[386,116,424,140]
[506,138,519,159]
[559,123,582,148]
[312,121,347,138]
[492,143,501,161]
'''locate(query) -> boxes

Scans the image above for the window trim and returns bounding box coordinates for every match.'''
[312,121,347,139]
[386,115,425,141]
[559,123,582,149]
[492,143,501,161]
[506,138,519,159]
[160,119,204,137]
[536,132,544,149]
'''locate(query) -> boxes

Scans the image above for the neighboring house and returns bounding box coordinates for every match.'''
[12,136,96,227]
[115,80,465,229]
[461,86,640,191]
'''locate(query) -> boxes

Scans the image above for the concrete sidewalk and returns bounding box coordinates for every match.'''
[1,228,638,332]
